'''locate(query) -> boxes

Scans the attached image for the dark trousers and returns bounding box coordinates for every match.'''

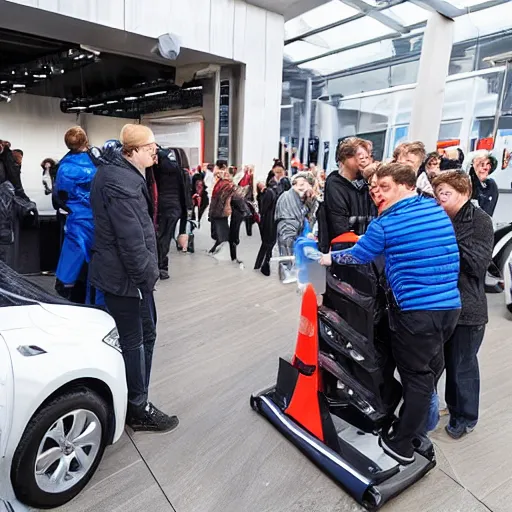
[254,243,274,270]
[229,211,245,261]
[445,324,485,429]
[389,308,459,454]
[158,209,184,271]
[104,292,157,416]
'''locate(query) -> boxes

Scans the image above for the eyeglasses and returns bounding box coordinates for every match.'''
[138,143,157,155]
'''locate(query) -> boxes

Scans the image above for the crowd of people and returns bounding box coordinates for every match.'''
[0,124,500,463]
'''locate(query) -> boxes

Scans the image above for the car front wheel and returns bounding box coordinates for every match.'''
[11,388,110,508]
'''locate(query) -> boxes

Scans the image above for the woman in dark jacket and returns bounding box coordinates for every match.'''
[433,171,494,439]
[254,171,279,276]
[208,171,235,254]
[90,124,178,434]
[468,150,499,217]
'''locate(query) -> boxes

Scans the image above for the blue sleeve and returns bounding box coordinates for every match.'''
[332,220,386,265]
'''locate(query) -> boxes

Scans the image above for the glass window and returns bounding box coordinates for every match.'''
[449,40,476,75]
[454,4,512,43]
[473,72,504,118]
[439,121,462,140]
[303,17,395,54]
[380,3,430,27]
[327,67,389,96]
[395,88,414,125]
[284,40,329,63]
[284,1,359,41]
[299,39,395,74]
[358,94,395,133]
[477,33,512,70]
[442,78,475,120]
[390,61,420,87]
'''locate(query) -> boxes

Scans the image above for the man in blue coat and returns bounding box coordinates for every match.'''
[321,162,461,465]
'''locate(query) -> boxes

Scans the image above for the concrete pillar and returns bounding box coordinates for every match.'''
[304,77,313,163]
[409,12,455,150]
[201,72,220,165]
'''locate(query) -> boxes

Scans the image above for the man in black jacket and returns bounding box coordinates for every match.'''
[433,171,494,440]
[320,137,376,252]
[90,124,178,433]
[154,148,192,280]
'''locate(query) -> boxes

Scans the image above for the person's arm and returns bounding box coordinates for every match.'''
[457,211,494,278]
[103,186,157,291]
[322,219,385,266]
[488,180,499,217]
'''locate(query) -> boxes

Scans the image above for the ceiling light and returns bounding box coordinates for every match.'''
[115,109,123,112]
[0,81,6,84]
[107,100,119,104]
[10,90,17,94]
[144,90,167,97]
[124,96,138,101]
[68,106,87,111]
[184,86,203,91]
[33,74,47,79]
[12,84,25,88]
[11,71,15,75]
[89,103,104,108]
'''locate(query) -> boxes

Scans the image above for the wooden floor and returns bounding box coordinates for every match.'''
[38,224,512,512]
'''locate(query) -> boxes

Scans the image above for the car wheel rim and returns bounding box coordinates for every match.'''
[34,409,102,494]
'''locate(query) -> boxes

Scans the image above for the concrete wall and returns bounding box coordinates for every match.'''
[6,0,285,180]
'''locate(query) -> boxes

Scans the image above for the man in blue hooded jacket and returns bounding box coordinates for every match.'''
[321,162,461,465]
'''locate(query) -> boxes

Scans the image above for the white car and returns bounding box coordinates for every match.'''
[0,265,127,509]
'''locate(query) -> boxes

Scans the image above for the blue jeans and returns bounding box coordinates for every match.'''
[445,324,485,429]
[426,392,440,432]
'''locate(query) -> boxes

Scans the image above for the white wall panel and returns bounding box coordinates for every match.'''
[262,11,284,178]
[124,0,173,38]
[0,94,77,214]
[168,0,211,54]
[241,4,268,176]
[5,0,37,6]
[233,0,247,62]
[81,114,135,148]
[210,0,235,59]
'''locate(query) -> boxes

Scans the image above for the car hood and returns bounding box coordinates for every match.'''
[0,303,115,352]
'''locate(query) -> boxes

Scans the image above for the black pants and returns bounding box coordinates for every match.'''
[254,243,274,270]
[389,308,459,454]
[158,208,184,271]
[445,324,485,429]
[104,292,157,416]
[229,211,245,261]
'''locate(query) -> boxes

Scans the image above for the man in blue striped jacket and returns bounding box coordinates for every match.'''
[321,162,461,465]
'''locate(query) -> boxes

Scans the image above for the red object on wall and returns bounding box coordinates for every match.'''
[476,137,494,151]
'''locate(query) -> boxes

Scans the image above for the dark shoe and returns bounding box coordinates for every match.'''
[379,430,415,465]
[260,263,270,276]
[413,434,435,461]
[445,422,467,440]
[127,402,179,433]
[159,269,170,280]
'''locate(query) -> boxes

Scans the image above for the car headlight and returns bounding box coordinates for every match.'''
[102,328,121,352]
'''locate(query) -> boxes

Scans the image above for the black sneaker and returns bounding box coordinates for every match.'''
[127,402,179,433]
[379,430,415,465]
[159,270,170,280]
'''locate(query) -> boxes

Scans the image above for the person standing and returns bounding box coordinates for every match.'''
[321,163,461,465]
[90,124,178,433]
[468,150,499,217]
[433,171,494,439]
[321,137,376,253]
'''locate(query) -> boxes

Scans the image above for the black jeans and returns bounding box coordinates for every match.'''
[445,324,485,429]
[158,208,185,271]
[104,292,157,416]
[389,308,460,454]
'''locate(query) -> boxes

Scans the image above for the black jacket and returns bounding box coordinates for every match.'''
[257,183,278,245]
[89,153,159,298]
[0,147,30,200]
[470,168,499,217]
[452,201,494,326]
[320,171,377,252]
[154,148,192,213]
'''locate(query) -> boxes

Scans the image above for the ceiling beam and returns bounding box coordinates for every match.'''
[409,0,465,19]
[285,0,407,45]
[340,0,409,34]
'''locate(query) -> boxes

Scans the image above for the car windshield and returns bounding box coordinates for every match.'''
[0,260,70,307]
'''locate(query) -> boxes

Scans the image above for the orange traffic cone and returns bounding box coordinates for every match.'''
[285,283,324,441]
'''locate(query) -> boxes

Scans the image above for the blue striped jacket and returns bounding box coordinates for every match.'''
[333,195,461,311]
